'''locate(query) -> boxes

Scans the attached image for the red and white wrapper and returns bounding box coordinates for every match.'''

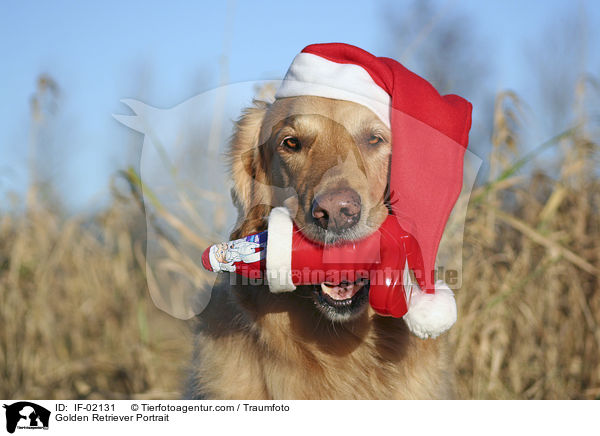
[202,208,456,339]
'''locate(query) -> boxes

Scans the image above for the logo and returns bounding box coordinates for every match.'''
[3,402,50,434]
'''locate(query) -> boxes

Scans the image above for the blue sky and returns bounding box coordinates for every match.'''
[1,0,599,211]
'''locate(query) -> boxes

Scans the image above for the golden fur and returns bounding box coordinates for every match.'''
[188,96,454,399]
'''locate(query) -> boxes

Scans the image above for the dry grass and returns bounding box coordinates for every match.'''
[0,201,192,399]
[450,89,600,399]
[1,86,598,399]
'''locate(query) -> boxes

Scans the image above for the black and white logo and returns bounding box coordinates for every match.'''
[3,402,50,434]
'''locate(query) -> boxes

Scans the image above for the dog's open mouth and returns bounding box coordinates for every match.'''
[311,279,370,321]
[320,281,365,306]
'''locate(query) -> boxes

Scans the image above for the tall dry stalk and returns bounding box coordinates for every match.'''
[450,82,600,399]
[0,198,192,399]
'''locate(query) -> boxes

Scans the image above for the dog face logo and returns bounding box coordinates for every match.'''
[3,402,50,434]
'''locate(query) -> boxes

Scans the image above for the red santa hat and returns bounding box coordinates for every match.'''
[269,43,472,337]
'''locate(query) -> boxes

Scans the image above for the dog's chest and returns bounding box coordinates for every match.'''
[256,330,413,399]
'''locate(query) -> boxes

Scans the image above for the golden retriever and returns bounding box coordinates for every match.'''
[187,95,454,399]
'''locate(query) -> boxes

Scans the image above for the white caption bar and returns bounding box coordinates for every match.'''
[0,400,597,435]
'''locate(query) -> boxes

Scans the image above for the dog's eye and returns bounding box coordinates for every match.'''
[281,136,301,150]
[368,135,384,146]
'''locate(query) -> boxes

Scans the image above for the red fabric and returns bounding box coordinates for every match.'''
[301,43,472,293]
[301,43,472,147]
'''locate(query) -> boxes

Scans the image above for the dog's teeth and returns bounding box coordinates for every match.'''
[320,282,362,301]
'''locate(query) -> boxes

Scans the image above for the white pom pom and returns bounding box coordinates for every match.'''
[403,280,457,339]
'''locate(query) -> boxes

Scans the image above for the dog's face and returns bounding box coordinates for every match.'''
[230,96,391,322]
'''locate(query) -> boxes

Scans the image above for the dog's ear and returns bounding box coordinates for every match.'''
[228,100,273,239]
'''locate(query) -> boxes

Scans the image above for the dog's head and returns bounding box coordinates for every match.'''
[229,95,392,322]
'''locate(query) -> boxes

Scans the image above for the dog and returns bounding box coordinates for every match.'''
[187,95,455,399]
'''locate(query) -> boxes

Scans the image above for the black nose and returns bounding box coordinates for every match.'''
[311,188,361,232]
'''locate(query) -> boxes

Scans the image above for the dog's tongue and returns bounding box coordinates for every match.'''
[321,282,361,300]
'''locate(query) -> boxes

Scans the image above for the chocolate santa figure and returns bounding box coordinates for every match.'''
[205,234,266,274]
